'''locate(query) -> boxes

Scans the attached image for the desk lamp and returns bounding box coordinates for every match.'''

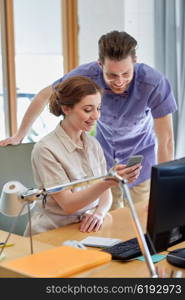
[0,181,36,255]
[0,170,158,277]
[0,173,115,257]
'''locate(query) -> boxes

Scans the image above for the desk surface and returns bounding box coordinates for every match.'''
[1,201,185,278]
[0,230,52,277]
[33,201,147,245]
[33,201,185,278]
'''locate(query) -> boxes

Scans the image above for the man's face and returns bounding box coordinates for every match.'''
[100,56,136,94]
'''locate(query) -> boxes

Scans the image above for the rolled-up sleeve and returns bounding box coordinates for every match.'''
[148,77,177,118]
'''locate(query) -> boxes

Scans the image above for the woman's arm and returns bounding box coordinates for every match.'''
[0,86,52,146]
[52,163,141,214]
[52,179,116,214]
[78,163,142,233]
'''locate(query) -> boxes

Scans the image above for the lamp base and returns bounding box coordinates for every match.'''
[0,202,34,256]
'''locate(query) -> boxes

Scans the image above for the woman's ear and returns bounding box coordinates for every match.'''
[61,105,71,116]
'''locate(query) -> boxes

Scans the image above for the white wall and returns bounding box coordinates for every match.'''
[124,0,154,66]
[78,0,125,64]
[78,0,154,67]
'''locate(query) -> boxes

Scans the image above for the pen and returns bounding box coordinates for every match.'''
[0,243,14,248]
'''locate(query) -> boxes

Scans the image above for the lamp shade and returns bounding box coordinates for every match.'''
[0,181,35,216]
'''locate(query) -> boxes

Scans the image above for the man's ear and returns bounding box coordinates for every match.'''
[133,56,137,63]
[97,60,103,68]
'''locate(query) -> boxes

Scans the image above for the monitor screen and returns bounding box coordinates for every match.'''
[146,157,185,252]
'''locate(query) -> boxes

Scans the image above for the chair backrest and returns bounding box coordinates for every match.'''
[0,143,35,235]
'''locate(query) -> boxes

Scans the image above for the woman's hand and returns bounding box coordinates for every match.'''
[115,164,142,183]
[79,212,104,233]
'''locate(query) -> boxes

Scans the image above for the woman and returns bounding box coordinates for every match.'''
[24,76,141,235]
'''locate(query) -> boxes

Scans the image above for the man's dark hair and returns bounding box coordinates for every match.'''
[98,31,137,64]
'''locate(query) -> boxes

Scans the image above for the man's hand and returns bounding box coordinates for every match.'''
[0,134,23,146]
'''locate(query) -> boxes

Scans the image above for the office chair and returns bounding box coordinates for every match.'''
[0,143,35,235]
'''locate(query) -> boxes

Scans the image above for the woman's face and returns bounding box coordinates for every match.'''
[63,92,101,132]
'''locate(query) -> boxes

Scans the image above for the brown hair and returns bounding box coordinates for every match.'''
[49,76,103,117]
[98,31,137,64]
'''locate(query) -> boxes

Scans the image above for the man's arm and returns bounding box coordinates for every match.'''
[154,114,175,163]
[0,85,52,146]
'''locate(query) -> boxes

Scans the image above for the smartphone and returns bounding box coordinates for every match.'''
[126,155,143,167]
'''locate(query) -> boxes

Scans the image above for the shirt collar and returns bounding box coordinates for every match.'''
[54,122,88,153]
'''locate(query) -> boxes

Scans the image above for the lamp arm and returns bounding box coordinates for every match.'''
[21,171,120,202]
[45,173,116,194]
[121,181,158,278]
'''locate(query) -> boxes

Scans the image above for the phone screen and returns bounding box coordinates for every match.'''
[126,155,143,167]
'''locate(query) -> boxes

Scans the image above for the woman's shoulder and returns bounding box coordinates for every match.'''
[32,129,60,157]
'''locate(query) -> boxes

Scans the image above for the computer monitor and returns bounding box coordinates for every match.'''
[146,157,185,252]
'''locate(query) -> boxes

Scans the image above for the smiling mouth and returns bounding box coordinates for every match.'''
[85,122,94,126]
[113,82,127,88]
[112,82,129,90]
[113,86,124,89]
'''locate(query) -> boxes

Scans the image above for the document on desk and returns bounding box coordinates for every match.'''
[2,245,111,278]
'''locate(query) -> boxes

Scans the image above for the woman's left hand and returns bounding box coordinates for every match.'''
[79,212,104,233]
[115,164,142,183]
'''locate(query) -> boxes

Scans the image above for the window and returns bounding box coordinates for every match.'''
[0,24,6,140]
[0,0,78,142]
[14,0,63,142]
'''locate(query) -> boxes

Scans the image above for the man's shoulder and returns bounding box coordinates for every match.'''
[74,61,100,77]
[53,62,100,86]
[136,63,164,87]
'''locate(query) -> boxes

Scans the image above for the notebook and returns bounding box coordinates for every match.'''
[2,246,111,277]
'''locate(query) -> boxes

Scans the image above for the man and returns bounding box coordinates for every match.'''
[0,31,177,209]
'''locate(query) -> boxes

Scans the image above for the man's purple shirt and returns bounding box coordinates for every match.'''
[53,62,177,187]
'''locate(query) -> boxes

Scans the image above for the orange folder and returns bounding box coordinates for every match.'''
[3,246,111,277]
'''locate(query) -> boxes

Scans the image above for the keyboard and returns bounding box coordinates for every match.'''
[102,236,154,261]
